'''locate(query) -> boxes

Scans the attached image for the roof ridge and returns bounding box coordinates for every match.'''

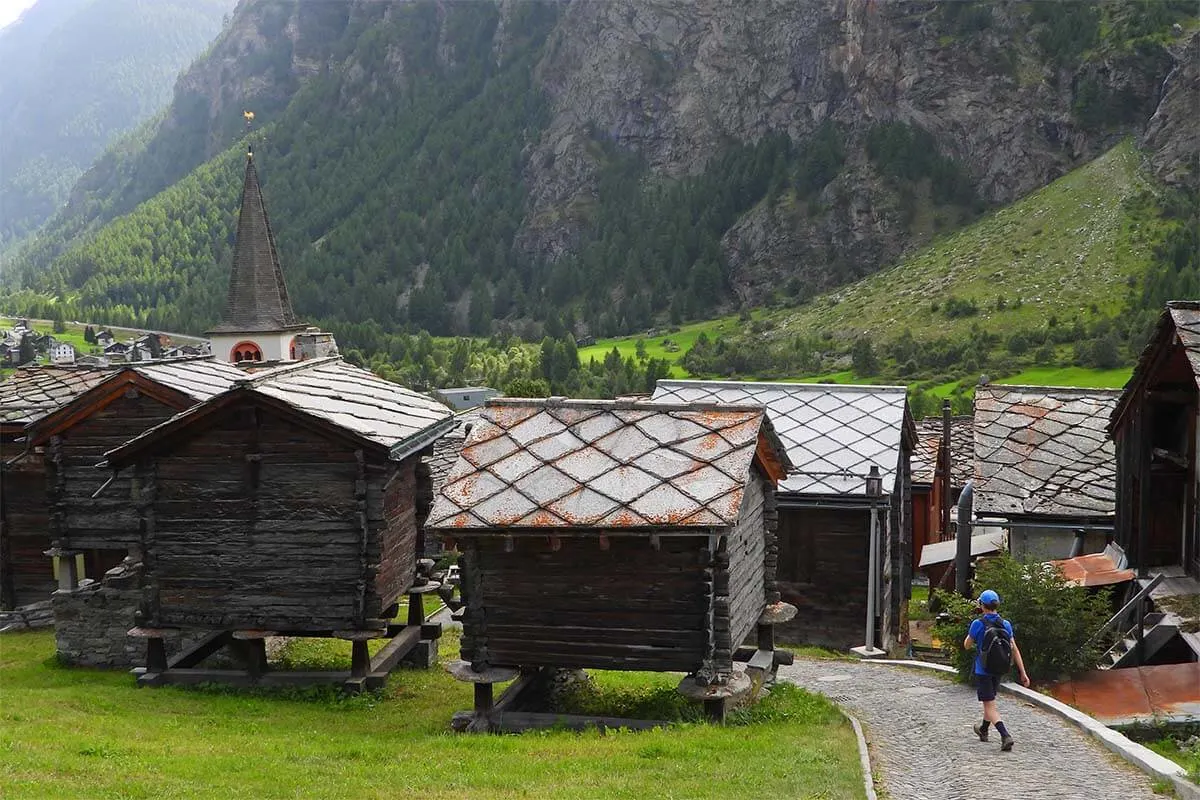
[656,379,909,393]
[1166,299,1200,310]
[234,355,341,387]
[486,397,767,414]
[978,384,1125,396]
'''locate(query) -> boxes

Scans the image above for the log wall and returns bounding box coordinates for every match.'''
[47,389,180,552]
[724,474,766,655]
[775,506,870,649]
[459,533,713,673]
[135,404,411,632]
[0,457,54,609]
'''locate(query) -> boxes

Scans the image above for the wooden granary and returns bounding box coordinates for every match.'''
[25,359,248,589]
[1,366,114,609]
[426,398,793,728]
[101,357,455,688]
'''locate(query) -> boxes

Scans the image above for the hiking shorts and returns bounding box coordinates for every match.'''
[975,674,1001,702]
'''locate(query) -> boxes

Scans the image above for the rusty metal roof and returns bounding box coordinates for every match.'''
[974,385,1121,518]
[1050,552,1136,588]
[651,380,910,498]
[912,416,974,486]
[426,398,788,531]
[0,365,115,428]
[105,358,454,465]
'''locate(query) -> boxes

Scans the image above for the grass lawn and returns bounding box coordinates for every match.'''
[576,317,743,377]
[1144,735,1200,782]
[0,630,864,799]
[991,365,1132,389]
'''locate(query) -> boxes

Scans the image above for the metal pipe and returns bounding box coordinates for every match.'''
[865,498,879,650]
[940,400,952,539]
[955,480,974,598]
[1067,528,1088,558]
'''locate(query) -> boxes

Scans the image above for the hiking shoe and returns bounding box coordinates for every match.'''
[973,722,989,742]
[1000,734,1014,752]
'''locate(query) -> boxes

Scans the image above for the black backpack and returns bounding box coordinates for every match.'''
[980,618,1013,676]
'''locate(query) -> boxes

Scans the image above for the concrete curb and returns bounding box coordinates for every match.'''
[862,659,1199,799]
[840,709,878,800]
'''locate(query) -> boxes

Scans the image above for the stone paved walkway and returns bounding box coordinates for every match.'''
[778,659,1161,800]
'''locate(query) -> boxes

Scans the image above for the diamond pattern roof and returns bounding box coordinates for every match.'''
[426,398,787,530]
[912,416,974,486]
[974,385,1121,518]
[651,381,909,497]
[0,366,114,428]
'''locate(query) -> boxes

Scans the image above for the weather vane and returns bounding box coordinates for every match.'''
[243,109,256,155]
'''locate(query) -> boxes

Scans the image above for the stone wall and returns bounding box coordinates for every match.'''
[52,562,206,669]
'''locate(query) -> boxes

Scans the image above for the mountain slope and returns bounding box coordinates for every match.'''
[3,0,1196,349]
[0,0,237,247]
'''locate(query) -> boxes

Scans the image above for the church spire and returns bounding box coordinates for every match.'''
[208,151,301,334]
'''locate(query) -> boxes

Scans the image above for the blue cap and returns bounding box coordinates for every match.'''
[978,589,1000,606]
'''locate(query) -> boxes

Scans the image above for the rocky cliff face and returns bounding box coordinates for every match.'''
[519,0,1188,305]
[1141,30,1199,190]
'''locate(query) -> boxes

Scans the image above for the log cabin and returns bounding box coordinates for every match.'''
[23,359,247,591]
[1110,301,1200,581]
[101,357,455,684]
[426,398,792,711]
[651,381,916,653]
[1,366,114,609]
[973,384,1122,561]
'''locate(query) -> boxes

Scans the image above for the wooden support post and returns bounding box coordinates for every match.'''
[147,637,168,673]
[351,640,370,679]
[704,698,726,724]
[407,592,425,627]
[474,682,494,716]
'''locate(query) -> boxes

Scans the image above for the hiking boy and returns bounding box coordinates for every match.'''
[962,589,1029,751]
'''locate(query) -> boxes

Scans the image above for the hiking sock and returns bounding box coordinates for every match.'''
[980,721,990,735]
[995,722,1009,738]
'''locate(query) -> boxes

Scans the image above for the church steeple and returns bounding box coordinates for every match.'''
[208,150,301,335]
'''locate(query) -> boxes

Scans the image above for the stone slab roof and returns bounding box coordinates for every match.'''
[207,153,302,335]
[130,358,250,401]
[974,385,1121,518]
[105,358,455,466]
[423,408,483,497]
[912,416,975,487]
[651,380,910,498]
[0,366,114,428]
[427,398,789,531]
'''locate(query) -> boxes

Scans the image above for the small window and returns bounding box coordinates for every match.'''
[230,341,263,362]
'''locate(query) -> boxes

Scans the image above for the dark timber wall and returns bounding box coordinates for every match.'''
[132,405,417,632]
[725,474,766,653]
[0,458,54,609]
[459,533,713,673]
[775,506,870,649]
[47,389,181,553]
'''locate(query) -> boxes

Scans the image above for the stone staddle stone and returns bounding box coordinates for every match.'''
[445,659,519,684]
[758,601,798,625]
[676,671,753,701]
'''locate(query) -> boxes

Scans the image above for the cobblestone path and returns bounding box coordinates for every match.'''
[778,659,1161,800]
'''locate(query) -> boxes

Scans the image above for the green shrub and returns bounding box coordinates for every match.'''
[932,552,1115,683]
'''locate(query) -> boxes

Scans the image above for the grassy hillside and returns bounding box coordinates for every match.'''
[576,317,742,377]
[772,139,1160,343]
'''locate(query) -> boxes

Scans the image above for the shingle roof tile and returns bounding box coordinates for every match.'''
[0,366,115,427]
[974,385,1120,518]
[427,399,786,530]
[651,380,909,497]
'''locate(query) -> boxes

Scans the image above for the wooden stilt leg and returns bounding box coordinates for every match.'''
[351,640,370,679]
[248,638,268,679]
[147,637,167,673]
[704,697,726,724]
[407,592,425,627]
